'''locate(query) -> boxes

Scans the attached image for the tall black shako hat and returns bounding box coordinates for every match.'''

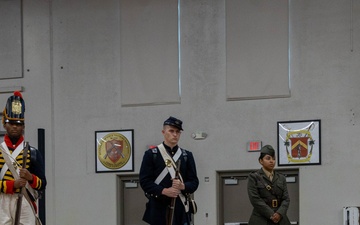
[2,91,25,125]
[259,145,275,160]
[163,116,183,131]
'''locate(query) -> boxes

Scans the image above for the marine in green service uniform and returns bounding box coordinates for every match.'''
[247,145,291,225]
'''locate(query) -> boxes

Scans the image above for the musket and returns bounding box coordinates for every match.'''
[167,159,181,225]
[14,142,29,225]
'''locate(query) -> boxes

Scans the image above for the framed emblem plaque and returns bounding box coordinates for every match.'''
[95,129,134,173]
[277,120,321,166]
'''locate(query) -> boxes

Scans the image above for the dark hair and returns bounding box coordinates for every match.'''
[258,152,275,161]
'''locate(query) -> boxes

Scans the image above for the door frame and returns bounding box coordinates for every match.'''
[117,174,145,225]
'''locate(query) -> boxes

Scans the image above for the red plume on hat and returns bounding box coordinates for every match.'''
[2,91,25,125]
[13,91,23,98]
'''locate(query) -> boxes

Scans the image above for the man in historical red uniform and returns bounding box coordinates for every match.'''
[0,91,47,225]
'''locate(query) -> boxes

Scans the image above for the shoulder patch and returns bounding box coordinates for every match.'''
[249,171,259,177]
[151,148,158,153]
[181,148,187,156]
[276,171,285,177]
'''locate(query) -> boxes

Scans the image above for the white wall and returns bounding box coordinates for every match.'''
[1,0,360,224]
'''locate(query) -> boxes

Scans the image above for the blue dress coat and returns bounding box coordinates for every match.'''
[139,143,199,225]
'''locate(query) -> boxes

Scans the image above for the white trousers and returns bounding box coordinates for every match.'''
[0,192,36,225]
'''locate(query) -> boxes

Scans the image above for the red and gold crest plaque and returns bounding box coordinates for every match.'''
[278,120,321,166]
[96,130,134,172]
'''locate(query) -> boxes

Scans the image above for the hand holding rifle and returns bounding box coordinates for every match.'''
[14,142,29,225]
[166,160,182,225]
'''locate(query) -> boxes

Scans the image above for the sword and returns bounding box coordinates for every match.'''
[103,141,124,159]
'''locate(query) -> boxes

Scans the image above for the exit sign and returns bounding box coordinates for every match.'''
[247,141,262,151]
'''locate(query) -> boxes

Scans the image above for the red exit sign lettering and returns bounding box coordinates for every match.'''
[247,141,262,151]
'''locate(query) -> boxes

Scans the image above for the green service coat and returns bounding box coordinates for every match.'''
[247,168,291,225]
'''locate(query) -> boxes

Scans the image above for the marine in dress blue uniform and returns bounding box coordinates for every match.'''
[139,117,199,225]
